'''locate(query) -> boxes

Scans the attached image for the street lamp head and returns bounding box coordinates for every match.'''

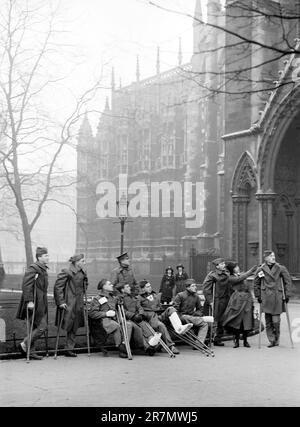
[117,193,129,219]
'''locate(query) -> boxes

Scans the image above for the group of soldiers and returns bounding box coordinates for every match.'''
[16,247,292,360]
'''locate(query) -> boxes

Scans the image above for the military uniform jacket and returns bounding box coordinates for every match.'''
[203,270,230,320]
[138,291,161,313]
[54,264,87,331]
[16,262,49,326]
[111,266,139,296]
[254,262,291,315]
[88,291,117,321]
[173,290,203,317]
[119,293,144,320]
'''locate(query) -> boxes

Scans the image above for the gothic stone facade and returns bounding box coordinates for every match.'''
[76,0,300,281]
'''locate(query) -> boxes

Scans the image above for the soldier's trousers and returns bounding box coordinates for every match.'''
[23,314,47,349]
[265,313,281,344]
[181,314,208,343]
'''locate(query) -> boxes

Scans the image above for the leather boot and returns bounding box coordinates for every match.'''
[243,332,250,348]
[233,334,239,348]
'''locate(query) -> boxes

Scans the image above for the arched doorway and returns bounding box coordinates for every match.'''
[258,83,300,273]
[273,115,300,273]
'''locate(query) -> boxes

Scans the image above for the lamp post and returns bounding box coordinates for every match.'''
[116,193,129,255]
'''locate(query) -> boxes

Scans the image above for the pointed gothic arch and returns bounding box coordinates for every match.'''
[231,151,258,269]
[231,151,257,196]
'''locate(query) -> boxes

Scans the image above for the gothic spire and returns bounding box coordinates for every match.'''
[111,67,115,91]
[194,0,203,26]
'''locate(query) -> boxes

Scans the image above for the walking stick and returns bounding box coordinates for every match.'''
[258,303,262,349]
[54,308,65,359]
[26,273,38,363]
[44,306,49,357]
[209,283,215,348]
[83,278,91,356]
[281,278,294,349]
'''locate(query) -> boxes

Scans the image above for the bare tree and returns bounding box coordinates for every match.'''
[0,0,105,265]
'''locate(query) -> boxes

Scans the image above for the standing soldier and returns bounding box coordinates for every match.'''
[174,264,189,296]
[54,254,88,357]
[203,258,230,346]
[16,247,49,360]
[111,252,139,296]
[254,250,292,347]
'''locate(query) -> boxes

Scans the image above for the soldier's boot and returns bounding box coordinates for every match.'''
[118,343,127,358]
[274,323,280,346]
[233,333,239,348]
[169,312,193,335]
[243,331,250,348]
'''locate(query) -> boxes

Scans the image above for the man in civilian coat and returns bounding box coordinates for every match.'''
[203,258,230,346]
[16,247,49,360]
[254,250,292,347]
[54,253,88,357]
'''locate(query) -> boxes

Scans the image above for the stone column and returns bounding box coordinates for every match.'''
[232,194,250,270]
[296,199,300,272]
[286,209,297,273]
[255,191,276,263]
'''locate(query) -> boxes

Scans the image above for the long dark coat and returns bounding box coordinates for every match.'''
[88,291,118,335]
[16,262,48,327]
[222,269,254,331]
[254,262,292,315]
[173,289,203,317]
[159,274,175,303]
[203,270,230,321]
[174,272,189,295]
[54,264,87,332]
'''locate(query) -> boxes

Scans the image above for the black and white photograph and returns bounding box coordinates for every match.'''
[0,0,300,411]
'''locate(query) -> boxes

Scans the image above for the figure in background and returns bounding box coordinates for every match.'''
[16,247,49,360]
[254,250,291,348]
[159,266,175,304]
[54,254,88,357]
[174,264,189,296]
[222,262,257,348]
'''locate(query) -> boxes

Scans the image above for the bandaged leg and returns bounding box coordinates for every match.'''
[169,312,193,335]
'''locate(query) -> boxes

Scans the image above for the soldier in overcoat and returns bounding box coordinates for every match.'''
[54,254,87,357]
[222,262,257,348]
[16,247,49,360]
[203,258,230,346]
[254,250,292,347]
[111,252,139,296]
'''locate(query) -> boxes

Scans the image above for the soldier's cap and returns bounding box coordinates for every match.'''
[176,264,184,269]
[36,247,48,258]
[116,252,129,262]
[212,258,225,267]
[116,283,128,292]
[263,250,274,258]
[139,279,149,289]
[185,278,196,287]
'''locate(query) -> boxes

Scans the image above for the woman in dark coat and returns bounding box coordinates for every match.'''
[54,254,88,357]
[222,262,257,348]
[174,264,189,295]
[159,266,175,304]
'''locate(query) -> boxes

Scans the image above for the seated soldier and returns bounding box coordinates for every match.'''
[137,280,193,355]
[173,279,213,345]
[116,283,161,356]
[88,278,128,358]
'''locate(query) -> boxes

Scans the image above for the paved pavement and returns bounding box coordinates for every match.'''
[1,303,300,407]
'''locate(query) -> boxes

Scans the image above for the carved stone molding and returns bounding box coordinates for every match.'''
[276,242,287,258]
[248,241,259,257]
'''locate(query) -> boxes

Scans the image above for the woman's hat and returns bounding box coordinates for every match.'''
[226,261,238,275]
[176,264,184,269]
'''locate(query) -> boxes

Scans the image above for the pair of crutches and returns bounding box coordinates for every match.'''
[209,283,215,348]
[143,321,176,358]
[25,273,38,363]
[258,278,294,349]
[116,303,133,360]
[54,278,91,358]
[167,325,215,357]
